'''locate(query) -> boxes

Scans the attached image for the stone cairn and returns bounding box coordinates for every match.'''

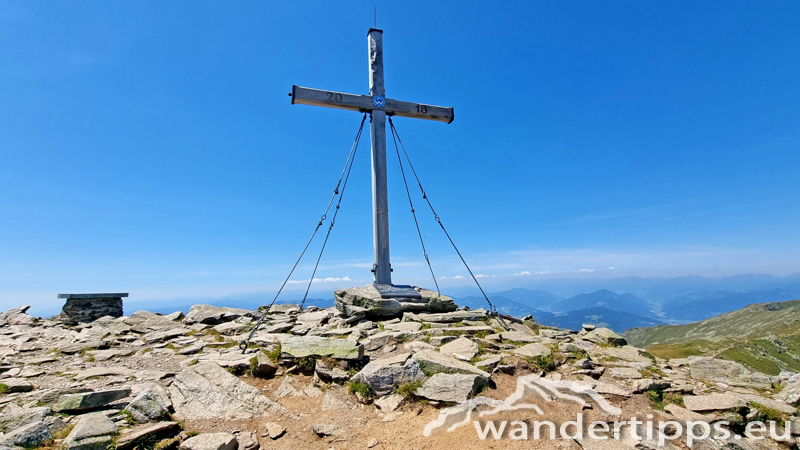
[57,293,127,324]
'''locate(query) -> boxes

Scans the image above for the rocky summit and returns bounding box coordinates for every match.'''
[1,300,799,450]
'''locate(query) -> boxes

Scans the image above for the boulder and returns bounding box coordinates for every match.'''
[180,433,238,450]
[169,362,283,420]
[776,377,800,404]
[0,405,52,432]
[513,343,552,359]
[0,421,52,448]
[280,336,363,360]
[64,413,118,450]
[334,285,457,318]
[237,432,259,450]
[411,349,490,379]
[123,389,170,423]
[53,389,132,412]
[582,327,626,346]
[351,360,426,396]
[610,367,643,380]
[183,305,255,325]
[439,338,479,361]
[415,373,484,403]
[311,423,340,437]
[689,357,773,389]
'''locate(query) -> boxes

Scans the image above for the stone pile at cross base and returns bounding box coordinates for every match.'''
[1,295,799,450]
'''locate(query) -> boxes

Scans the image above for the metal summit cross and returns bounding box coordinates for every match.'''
[289,28,454,288]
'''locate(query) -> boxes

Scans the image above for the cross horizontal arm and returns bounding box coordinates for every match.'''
[291,85,454,124]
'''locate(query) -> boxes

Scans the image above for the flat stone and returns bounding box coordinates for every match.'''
[65,412,118,450]
[53,389,132,412]
[143,328,191,344]
[116,422,181,450]
[683,394,747,412]
[411,349,490,379]
[610,367,643,380]
[475,355,502,370]
[280,336,363,360]
[431,326,494,336]
[0,378,33,393]
[264,422,286,439]
[415,373,484,403]
[735,392,797,415]
[58,340,109,354]
[85,348,135,361]
[439,337,479,361]
[351,360,426,396]
[169,362,284,420]
[500,331,540,343]
[183,305,255,325]
[73,366,134,380]
[428,336,457,346]
[180,433,238,450]
[513,343,552,359]
[664,404,710,422]
[405,310,487,323]
[384,322,422,332]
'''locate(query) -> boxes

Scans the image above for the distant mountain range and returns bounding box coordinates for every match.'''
[90,273,800,335]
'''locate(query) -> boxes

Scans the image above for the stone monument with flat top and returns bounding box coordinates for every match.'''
[58,293,127,323]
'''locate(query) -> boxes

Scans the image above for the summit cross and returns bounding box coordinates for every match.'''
[290,28,454,287]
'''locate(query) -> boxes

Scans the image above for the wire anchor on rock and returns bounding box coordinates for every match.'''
[388,117,510,331]
[240,114,367,352]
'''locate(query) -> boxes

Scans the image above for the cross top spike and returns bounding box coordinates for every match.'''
[289,29,455,287]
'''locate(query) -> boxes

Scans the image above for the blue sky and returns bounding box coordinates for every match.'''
[2,1,800,313]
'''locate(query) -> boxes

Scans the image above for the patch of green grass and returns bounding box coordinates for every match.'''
[640,366,666,378]
[420,323,432,330]
[396,380,422,399]
[0,384,9,395]
[525,353,557,372]
[394,335,411,344]
[265,344,281,363]
[119,410,136,426]
[663,392,684,407]
[473,330,490,339]
[647,342,714,360]
[750,402,786,427]
[185,431,200,438]
[188,359,199,366]
[718,344,788,376]
[52,424,74,440]
[348,381,375,400]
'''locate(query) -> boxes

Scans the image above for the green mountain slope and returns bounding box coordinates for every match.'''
[622,299,800,375]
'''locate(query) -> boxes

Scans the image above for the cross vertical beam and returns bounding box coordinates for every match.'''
[368,28,391,285]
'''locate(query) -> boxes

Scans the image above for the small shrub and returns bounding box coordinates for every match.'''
[296,356,316,371]
[396,380,422,399]
[647,390,665,411]
[348,381,375,400]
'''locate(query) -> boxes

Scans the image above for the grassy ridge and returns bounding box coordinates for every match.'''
[622,299,800,375]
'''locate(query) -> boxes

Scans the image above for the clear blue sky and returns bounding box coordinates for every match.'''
[2,1,800,312]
